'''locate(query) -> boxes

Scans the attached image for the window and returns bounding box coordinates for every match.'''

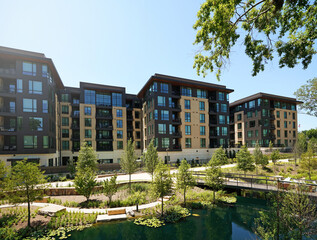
[255,110,258,117]
[158,124,166,134]
[184,100,190,109]
[185,112,191,122]
[200,138,206,148]
[262,109,268,117]
[112,93,122,107]
[85,118,92,127]
[250,120,255,128]
[158,96,165,107]
[293,131,296,138]
[84,90,95,104]
[181,87,192,97]
[117,120,123,128]
[277,130,280,137]
[222,127,227,136]
[200,126,206,135]
[62,129,69,138]
[161,110,169,120]
[96,92,111,106]
[221,104,227,112]
[219,115,225,124]
[263,129,268,137]
[85,129,92,138]
[23,61,36,76]
[277,120,280,128]
[43,136,49,148]
[29,117,43,131]
[154,110,158,120]
[42,100,48,113]
[28,80,42,95]
[284,130,288,138]
[276,111,280,118]
[247,131,253,138]
[84,107,91,115]
[160,83,168,93]
[237,114,242,121]
[238,132,242,138]
[117,130,123,138]
[199,101,205,111]
[62,105,69,114]
[61,94,69,102]
[24,136,37,149]
[17,79,23,93]
[219,92,225,101]
[62,141,69,150]
[200,114,205,123]
[247,112,252,118]
[185,125,191,135]
[255,130,258,137]
[292,113,295,120]
[42,64,48,77]
[23,98,37,112]
[62,117,69,126]
[249,100,255,108]
[291,105,296,111]
[197,89,206,98]
[284,121,287,128]
[293,122,296,128]
[116,109,123,117]
[185,138,192,148]
[162,138,169,148]
[117,141,123,149]
[238,123,242,129]
[284,112,287,118]
[86,141,92,147]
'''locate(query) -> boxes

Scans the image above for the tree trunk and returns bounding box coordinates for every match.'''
[27,189,31,228]
[161,196,164,217]
[129,174,131,193]
[136,203,139,212]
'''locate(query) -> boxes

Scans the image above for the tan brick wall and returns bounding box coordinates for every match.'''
[234,111,245,145]
[80,104,96,149]
[112,107,127,150]
[274,109,297,146]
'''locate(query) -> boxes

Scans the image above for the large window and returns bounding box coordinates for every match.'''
[219,115,225,124]
[222,127,227,136]
[84,107,91,115]
[62,105,69,114]
[197,89,206,98]
[185,112,191,122]
[162,138,169,148]
[84,90,95,104]
[62,141,69,150]
[85,118,92,127]
[200,114,205,123]
[96,92,111,106]
[160,83,168,93]
[24,136,37,149]
[29,117,43,131]
[62,117,69,126]
[200,126,205,135]
[221,104,227,112]
[161,110,169,121]
[158,96,165,106]
[158,124,166,134]
[219,92,225,101]
[17,79,23,93]
[112,93,122,107]
[249,100,255,108]
[23,61,36,76]
[117,120,123,128]
[43,136,49,148]
[117,130,123,138]
[184,100,190,109]
[181,87,192,97]
[23,98,37,112]
[29,80,42,94]
[199,101,205,111]
[200,138,206,148]
[185,125,191,135]
[85,129,92,138]
[62,129,69,138]
[185,138,191,148]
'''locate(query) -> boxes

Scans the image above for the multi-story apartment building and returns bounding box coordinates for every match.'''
[0,46,64,166]
[229,93,302,148]
[137,74,233,163]
[58,82,142,166]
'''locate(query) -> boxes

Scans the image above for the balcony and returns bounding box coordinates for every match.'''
[170,104,181,112]
[97,146,113,151]
[171,145,182,151]
[96,104,112,109]
[0,88,17,96]
[127,125,133,131]
[71,124,80,129]
[208,96,217,102]
[2,145,17,151]
[96,113,112,119]
[270,125,276,130]
[127,115,133,121]
[171,91,181,98]
[172,118,181,125]
[72,111,80,118]
[96,135,113,140]
[71,134,80,140]
[0,126,16,133]
[0,67,16,76]
[0,107,16,115]
[172,131,182,138]
[96,124,113,130]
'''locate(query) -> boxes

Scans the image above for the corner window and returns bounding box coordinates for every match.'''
[160,83,168,93]
[219,92,225,101]
[221,104,227,112]
[23,61,36,76]
[112,93,122,107]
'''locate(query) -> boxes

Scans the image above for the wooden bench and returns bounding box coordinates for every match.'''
[107,208,126,216]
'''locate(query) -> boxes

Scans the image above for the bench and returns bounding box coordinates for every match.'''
[107,208,126,216]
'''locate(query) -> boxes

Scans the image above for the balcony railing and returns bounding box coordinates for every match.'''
[96,124,113,130]
[3,145,17,151]
[96,113,112,118]
[172,118,181,124]
[96,135,113,140]
[172,131,182,137]
[0,68,16,75]
[0,126,16,132]
[0,88,16,94]
[0,107,15,113]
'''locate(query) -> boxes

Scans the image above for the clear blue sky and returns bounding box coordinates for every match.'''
[1,0,316,130]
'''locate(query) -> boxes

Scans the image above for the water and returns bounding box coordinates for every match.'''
[67,197,267,240]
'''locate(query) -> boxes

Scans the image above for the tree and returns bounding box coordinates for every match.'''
[8,160,46,227]
[120,139,138,192]
[271,149,280,165]
[294,78,317,117]
[205,165,224,203]
[74,143,98,201]
[307,137,317,154]
[300,149,317,180]
[142,139,159,181]
[176,160,196,206]
[131,191,146,212]
[269,141,274,152]
[303,128,317,140]
[253,142,266,173]
[193,1,317,80]
[293,132,308,167]
[151,162,173,216]
[236,145,255,175]
[209,146,228,166]
[0,161,8,198]
[103,175,117,205]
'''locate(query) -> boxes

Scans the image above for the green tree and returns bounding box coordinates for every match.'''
[143,139,159,181]
[74,143,98,201]
[271,149,280,165]
[269,141,274,152]
[209,146,228,166]
[176,160,196,206]
[303,128,317,139]
[205,165,224,203]
[103,175,117,204]
[307,137,317,154]
[120,139,138,191]
[193,1,317,80]
[151,162,173,216]
[253,142,266,174]
[8,160,46,227]
[0,161,8,198]
[131,191,146,212]
[300,149,317,180]
[236,145,255,175]
[294,78,317,117]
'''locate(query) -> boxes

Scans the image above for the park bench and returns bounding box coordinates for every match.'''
[107,208,126,215]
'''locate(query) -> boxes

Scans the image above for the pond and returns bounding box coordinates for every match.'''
[67,197,267,240]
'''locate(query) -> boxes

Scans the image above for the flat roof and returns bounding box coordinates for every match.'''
[137,73,234,98]
[80,82,125,92]
[229,92,303,108]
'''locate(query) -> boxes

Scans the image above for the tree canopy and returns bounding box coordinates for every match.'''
[176,160,196,205]
[294,78,317,117]
[209,146,228,166]
[103,175,117,204]
[193,0,317,80]
[236,145,255,174]
[205,165,224,203]
[142,139,159,181]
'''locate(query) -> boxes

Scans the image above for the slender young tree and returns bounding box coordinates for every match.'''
[8,160,46,227]
[205,165,224,203]
[176,160,196,206]
[143,139,159,181]
[151,162,173,216]
[236,145,255,176]
[271,149,280,165]
[209,146,228,166]
[253,142,265,174]
[103,175,117,205]
[300,149,317,180]
[120,139,138,192]
[269,141,274,152]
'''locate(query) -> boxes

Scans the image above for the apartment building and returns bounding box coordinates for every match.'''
[0,46,64,166]
[137,74,233,162]
[229,93,302,148]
